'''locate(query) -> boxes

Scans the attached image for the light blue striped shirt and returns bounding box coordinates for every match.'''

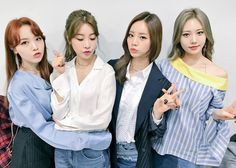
[153,58,230,166]
[8,70,111,151]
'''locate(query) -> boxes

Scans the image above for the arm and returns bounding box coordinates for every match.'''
[50,72,70,120]
[8,82,111,151]
[212,101,236,120]
[196,90,230,166]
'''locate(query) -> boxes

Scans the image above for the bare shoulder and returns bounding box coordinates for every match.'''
[208,61,228,78]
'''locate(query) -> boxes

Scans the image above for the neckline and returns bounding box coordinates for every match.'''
[170,57,227,90]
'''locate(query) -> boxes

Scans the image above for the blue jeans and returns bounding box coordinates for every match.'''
[55,148,109,168]
[116,142,138,168]
[117,158,136,168]
[152,150,204,168]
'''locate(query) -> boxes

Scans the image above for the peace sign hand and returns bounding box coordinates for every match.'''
[153,83,184,120]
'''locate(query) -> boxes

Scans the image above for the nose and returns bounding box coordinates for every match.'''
[131,36,139,46]
[191,35,197,44]
[31,42,38,51]
[84,39,90,49]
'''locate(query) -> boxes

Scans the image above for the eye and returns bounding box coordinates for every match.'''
[140,36,147,40]
[36,36,43,41]
[182,33,190,37]
[90,36,97,41]
[128,33,134,38]
[197,31,204,35]
[75,37,83,41]
[20,41,29,46]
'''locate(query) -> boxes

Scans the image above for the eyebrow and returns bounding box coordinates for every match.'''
[75,33,96,36]
[129,31,149,36]
[182,28,204,32]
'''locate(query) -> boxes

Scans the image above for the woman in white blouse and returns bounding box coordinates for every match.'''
[50,9,116,168]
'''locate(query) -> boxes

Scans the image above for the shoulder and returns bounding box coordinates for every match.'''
[8,71,28,95]
[108,59,119,67]
[208,61,228,78]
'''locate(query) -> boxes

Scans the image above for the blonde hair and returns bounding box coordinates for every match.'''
[168,8,214,61]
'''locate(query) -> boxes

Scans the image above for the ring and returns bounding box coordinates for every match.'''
[163,99,168,104]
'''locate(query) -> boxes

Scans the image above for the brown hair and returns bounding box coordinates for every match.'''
[64,9,99,61]
[114,11,162,84]
[4,17,52,86]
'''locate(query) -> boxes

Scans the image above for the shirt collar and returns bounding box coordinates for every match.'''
[126,62,153,80]
[70,55,105,70]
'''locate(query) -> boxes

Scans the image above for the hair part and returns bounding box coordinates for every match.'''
[4,17,52,87]
[168,8,214,61]
[64,9,99,62]
[114,11,162,84]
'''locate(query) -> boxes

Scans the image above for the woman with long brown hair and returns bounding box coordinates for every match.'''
[5,17,106,168]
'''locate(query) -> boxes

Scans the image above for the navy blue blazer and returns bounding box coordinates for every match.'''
[108,59,171,168]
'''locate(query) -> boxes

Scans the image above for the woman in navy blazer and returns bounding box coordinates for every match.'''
[108,11,182,168]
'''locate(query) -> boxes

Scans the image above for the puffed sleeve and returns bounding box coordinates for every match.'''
[8,80,111,151]
[196,89,230,166]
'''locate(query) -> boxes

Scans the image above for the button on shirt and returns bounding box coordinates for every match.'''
[116,62,153,143]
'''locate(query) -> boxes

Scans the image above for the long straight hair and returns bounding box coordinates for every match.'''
[168,8,214,61]
[4,17,52,86]
[114,11,162,85]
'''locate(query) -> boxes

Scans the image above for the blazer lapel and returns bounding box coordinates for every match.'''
[135,63,168,134]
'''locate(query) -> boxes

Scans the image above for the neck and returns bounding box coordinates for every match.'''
[182,54,203,65]
[20,64,40,75]
[130,58,150,72]
[76,55,95,67]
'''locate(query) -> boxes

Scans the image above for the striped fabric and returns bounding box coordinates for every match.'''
[153,58,230,166]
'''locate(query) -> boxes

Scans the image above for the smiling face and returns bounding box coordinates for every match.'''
[180,18,206,57]
[14,25,44,68]
[70,23,97,60]
[127,20,151,60]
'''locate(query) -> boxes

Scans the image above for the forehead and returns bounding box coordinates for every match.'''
[183,18,203,31]
[18,25,34,38]
[130,20,149,34]
[76,23,94,35]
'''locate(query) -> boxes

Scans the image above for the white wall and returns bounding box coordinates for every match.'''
[1,0,236,134]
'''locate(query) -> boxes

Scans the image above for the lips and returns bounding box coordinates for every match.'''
[33,52,42,58]
[189,45,199,50]
[130,48,137,53]
[83,51,92,56]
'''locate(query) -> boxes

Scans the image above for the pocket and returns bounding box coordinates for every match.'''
[81,149,103,160]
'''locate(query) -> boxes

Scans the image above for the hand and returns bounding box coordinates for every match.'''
[213,101,236,121]
[153,83,184,119]
[52,50,65,74]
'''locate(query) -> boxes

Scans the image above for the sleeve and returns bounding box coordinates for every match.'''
[196,90,230,166]
[8,83,111,151]
[50,71,70,120]
[92,68,116,128]
[149,109,169,142]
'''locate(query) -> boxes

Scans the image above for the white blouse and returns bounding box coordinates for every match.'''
[50,56,116,131]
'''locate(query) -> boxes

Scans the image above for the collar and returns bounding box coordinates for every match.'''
[171,57,228,90]
[126,62,153,80]
[69,55,105,70]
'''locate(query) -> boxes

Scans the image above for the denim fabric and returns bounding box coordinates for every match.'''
[55,148,109,168]
[117,158,136,168]
[116,142,138,162]
[152,150,204,168]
